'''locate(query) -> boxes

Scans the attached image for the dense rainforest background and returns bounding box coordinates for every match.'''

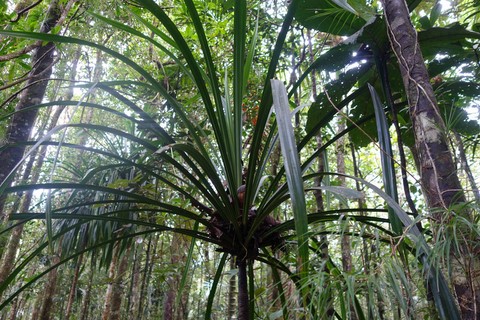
[0,0,479,319]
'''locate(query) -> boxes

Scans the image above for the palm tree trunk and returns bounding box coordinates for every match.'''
[237,258,249,320]
[381,0,480,318]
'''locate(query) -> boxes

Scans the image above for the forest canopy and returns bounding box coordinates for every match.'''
[0,0,479,319]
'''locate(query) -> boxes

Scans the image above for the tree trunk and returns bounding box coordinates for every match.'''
[137,235,153,320]
[382,0,465,210]
[127,244,142,320]
[382,0,480,318]
[0,0,61,216]
[79,257,95,320]
[38,252,61,320]
[453,131,480,204]
[163,231,190,320]
[110,246,130,320]
[336,116,358,320]
[237,258,249,320]
[227,257,237,320]
[64,253,83,320]
[101,246,119,320]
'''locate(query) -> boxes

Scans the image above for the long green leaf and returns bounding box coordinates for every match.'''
[368,84,402,234]
[271,79,309,275]
[205,253,228,319]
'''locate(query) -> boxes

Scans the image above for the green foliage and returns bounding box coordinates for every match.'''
[0,0,479,318]
[295,0,371,35]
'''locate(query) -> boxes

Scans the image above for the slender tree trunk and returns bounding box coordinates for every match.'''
[382,0,480,318]
[336,116,358,320]
[7,295,20,320]
[307,28,335,319]
[38,240,63,320]
[109,246,130,320]
[267,140,283,316]
[163,231,189,320]
[127,243,142,320]
[137,235,153,320]
[227,257,237,320]
[237,258,249,320]
[101,244,121,320]
[0,0,61,216]
[79,257,95,320]
[30,288,43,320]
[453,131,480,203]
[64,253,83,320]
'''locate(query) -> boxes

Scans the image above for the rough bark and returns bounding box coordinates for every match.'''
[0,0,61,216]
[382,0,465,211]
[382,0,480,318]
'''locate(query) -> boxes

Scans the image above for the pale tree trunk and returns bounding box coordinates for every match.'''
[163,232,190,320]
[453,131,480,204]
[137,235,154,320]
[79,257,96,320]
[308,28,334,319]
[64,253,83,320]
[38,242,62,320]
[382,0,480,318]
[110,246,130,320]
[227,257,237,320]
[336,117,357,320]
[127,243,143,320]
[0,0,61,216]
[102,244,120,320]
